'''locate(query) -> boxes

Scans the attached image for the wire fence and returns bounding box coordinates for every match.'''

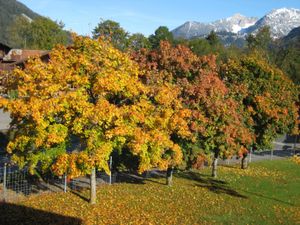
[0,141,299,203]
[0,163,117,203]
[0,165,31,202]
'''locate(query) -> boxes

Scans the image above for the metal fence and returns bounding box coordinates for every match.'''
[0,164,117,202]
[0,142,298,202]
[0,165,31,202]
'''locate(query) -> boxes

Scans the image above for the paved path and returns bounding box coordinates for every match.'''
[219,148,299,165]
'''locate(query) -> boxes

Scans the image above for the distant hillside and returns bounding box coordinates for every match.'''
[0,0,40,46]
[282,26,300,45]
[276,26,300,84]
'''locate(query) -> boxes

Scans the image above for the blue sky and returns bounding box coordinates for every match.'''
[18,0,300,36]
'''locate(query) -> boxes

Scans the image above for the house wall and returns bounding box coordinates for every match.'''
[0,108,11,130]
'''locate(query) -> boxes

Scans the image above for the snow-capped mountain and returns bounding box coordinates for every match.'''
[172,14,257,39]
[240,8,300,38]
[172,21,212,39]
[212,14,257,33]
[172,8,300,40]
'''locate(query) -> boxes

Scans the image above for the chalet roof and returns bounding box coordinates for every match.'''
[0,49,50,71]
[3,49,49,62]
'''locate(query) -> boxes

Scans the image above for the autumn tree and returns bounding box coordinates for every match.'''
[220,55,299,168]
[132,41,253,177]
[0,36,190,203]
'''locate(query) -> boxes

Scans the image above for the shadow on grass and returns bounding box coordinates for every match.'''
[176,171,247,199]
[0,202,82,225]
[242,190,295,206]
[116,171,166,185]
[69,189,89,202]
[116,172,146,184]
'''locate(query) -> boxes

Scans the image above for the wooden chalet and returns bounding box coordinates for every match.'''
[0,43,50,89]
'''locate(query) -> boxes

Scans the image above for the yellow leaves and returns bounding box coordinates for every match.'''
[169,109,192,138]
[247,106,255,114]
[93,142,113,173]
[154,83,180,106]
[51,153,69,176]
[291,155,300,165]
[171,143,183,165]
[237,146,249,158]
[52,153,85,178]
[2,35,189,176]
[68,154,84,178]
[219,164,283,179]
[11,159,299,225]
[52,142,113,178]
[46,124,68,145]
[7,135,30,153]
[0,96,8,108]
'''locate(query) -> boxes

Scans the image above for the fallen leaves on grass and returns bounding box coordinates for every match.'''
[219,164,283,179]
[291,155,300,165]
[2,160,299,225]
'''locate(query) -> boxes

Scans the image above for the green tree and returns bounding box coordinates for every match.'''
[246,26,274,62]
[7,16,69,49]
[206,30,220,46]
[92,19,129,51]
[148,26,174,49]
[188,38,211,56]
[185,31,226,61]
[127,33,151,51]
[275,35,300,84]
[6,16,29,48]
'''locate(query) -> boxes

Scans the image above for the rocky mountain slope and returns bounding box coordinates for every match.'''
[172,14,257,39]
[172,8,300,41]
[241,8,300,38]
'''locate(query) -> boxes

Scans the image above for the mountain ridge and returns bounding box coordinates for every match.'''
[172,8,300,41]
[240,8,300,38]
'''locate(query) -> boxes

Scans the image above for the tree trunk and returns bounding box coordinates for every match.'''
[212,155,218,178]
[166,167,173,186]
[90,167,96,204]
[241,153,248,169]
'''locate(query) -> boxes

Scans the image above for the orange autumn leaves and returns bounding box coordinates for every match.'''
[0,36,189,177]
[0,36,298,177]
[132,42,254,163]
[221,56,299,149]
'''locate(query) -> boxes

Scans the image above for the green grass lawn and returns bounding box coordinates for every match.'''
[1,159,299,225]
